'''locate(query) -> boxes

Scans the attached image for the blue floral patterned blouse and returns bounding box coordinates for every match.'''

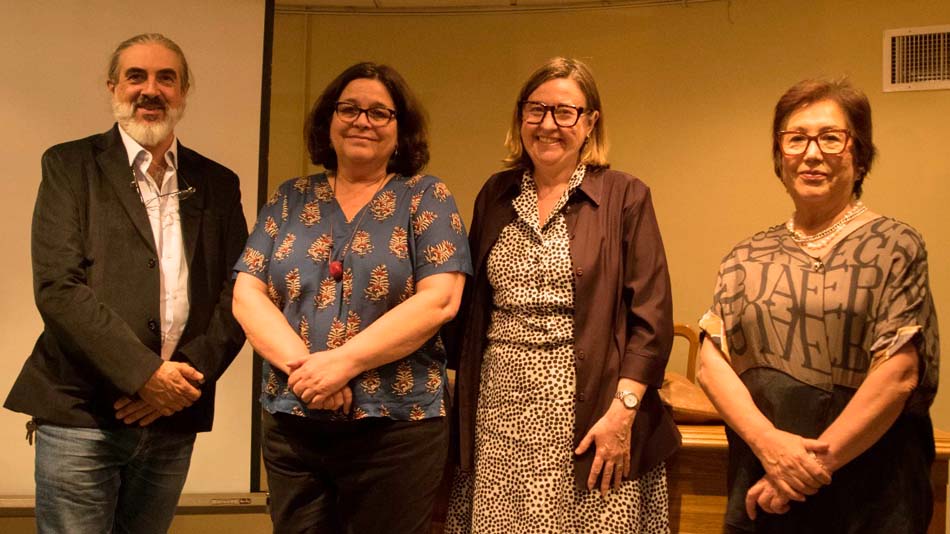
[235,172,472,421]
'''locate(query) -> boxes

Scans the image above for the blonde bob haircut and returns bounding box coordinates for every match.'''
[502,57,609,171]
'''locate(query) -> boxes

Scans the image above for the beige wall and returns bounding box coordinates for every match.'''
[270,0,950,428]
[2,1,946,532]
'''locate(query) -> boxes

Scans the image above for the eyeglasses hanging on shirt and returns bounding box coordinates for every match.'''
[129,164,196,208]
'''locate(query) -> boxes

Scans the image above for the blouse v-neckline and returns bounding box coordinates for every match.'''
[516,164,586,234]
[327,173,393,224]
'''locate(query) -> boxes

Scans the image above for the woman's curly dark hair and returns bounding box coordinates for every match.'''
[305,62,429,176]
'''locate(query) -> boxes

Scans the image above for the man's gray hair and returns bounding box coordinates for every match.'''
[107,33,192,91]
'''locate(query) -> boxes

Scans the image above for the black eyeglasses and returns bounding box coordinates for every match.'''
[130,166,195,208]
[777,129,851,156]
[520,101,589,127]
[334,102,397,126]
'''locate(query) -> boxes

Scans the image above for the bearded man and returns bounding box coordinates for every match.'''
[5,33,248,534]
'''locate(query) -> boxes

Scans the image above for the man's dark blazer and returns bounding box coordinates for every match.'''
[5,124,248,434]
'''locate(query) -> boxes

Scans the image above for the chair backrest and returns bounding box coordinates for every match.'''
[674,323,700,383]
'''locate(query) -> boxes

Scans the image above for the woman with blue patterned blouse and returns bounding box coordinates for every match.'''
[233,62,472,534]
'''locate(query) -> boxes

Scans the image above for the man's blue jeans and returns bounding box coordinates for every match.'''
[34,423,196,534]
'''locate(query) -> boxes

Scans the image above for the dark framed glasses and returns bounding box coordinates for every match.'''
[520,101,589,127]
[777,129,850,156]
[334,102,397,126]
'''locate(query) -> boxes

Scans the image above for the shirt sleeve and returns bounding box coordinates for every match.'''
[698,259,733,363]
[233,182,288,282]
[408,175,474,281]
[619,185,674,387]
[868,226,939,413]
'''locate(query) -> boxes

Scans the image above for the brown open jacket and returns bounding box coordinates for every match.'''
[447,166,681,489]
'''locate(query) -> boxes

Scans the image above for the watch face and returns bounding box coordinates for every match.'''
[623,394,638,409]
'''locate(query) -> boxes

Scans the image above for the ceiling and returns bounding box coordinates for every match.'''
[276,0,714,15]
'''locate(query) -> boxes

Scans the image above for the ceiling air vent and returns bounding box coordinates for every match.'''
[883,24,950,92]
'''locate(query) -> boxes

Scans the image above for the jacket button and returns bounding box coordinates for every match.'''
[576,349,585,360]
[575,267,583,277]
[577,392,586,402]
[147,319,158,332]
[147,258,156,268]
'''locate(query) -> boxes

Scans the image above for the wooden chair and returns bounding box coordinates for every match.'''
[673,323,700,382]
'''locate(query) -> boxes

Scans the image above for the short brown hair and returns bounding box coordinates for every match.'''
[305,62,429,176]
[772,78,876,198]
[502,57,608,171]
[108,33,191,92]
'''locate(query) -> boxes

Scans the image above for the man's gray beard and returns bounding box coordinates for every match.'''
[112,99,185,148]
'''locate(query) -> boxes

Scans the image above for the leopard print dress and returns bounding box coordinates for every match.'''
[445,166,669,534]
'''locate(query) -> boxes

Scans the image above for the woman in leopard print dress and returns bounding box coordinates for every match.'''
[446,57,679,534]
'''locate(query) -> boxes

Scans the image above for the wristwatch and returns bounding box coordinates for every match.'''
[615,390,640,410]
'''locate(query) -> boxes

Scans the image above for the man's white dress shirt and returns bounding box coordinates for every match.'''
[118,126,190,361]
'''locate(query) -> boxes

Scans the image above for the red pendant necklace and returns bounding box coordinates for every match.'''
[328,172,390,281]
[329,257,345,281]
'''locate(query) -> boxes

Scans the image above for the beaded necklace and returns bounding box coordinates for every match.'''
[786,200,867,250]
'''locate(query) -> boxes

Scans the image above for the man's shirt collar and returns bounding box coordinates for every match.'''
[116,124,179,170]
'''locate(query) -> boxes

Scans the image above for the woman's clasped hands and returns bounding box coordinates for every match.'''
[286,350,355,414]
[745,427,833,519]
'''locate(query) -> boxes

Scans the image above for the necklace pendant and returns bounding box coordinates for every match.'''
[329,260,344,281]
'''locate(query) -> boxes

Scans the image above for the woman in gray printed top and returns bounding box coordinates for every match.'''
[698,78,939,533]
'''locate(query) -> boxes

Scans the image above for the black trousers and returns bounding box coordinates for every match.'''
[262,411,448,534]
